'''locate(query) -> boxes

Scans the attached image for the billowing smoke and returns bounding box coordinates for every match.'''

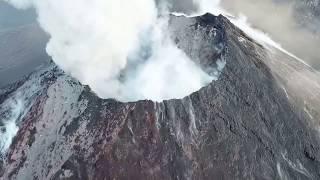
[5,0,319,103]
[4,0,216,102]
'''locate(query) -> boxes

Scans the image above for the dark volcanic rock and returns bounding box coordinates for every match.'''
[1,13,320,180]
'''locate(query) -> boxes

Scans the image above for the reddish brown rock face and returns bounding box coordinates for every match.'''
[1,14,320,180]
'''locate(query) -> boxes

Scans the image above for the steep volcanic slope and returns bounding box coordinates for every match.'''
[1,13,320,180]
[263,47,320,133]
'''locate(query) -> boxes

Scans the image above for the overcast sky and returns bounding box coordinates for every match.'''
[0,1,36,31]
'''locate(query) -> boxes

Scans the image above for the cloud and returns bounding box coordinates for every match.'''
[3,0,31,9]
[155,0,199,14]
[4,0,218,102]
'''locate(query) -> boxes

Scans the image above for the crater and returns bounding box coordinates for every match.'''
[94,14,228,102]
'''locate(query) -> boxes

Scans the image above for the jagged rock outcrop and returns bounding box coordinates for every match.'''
[1,13,320,180]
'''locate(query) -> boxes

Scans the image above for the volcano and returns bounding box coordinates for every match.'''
[0,13,320,180]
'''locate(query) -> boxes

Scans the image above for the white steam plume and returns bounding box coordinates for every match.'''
[0,99,21,155]
[4,0,216,102]
[193,0,225,15]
